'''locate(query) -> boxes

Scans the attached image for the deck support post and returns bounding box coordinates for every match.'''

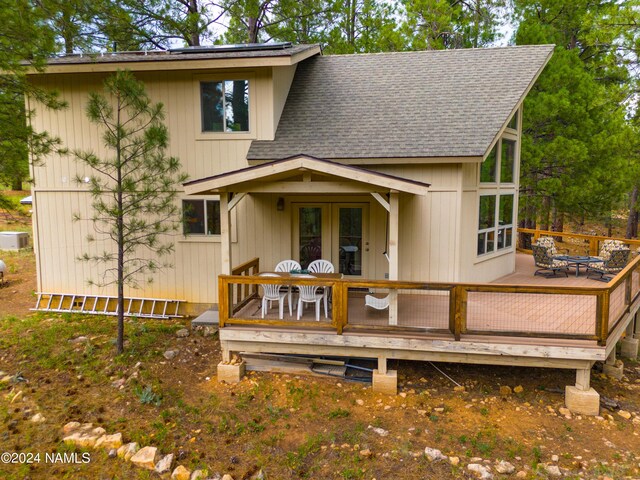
[372,370,397,395]
[565,365,599,416]
[388,191,399,326]
[602,348,624,379]
[217,343,245,384]
[623,313,640,358]
[220,192,232,275]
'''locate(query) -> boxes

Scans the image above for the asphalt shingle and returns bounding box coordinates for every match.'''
[247,45,554,160]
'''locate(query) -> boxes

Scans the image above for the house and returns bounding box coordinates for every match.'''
[26,43,640,414]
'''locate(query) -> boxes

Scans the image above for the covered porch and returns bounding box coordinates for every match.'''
[184,154,431,324]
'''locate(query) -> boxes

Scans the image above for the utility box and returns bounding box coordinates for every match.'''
[0,232,29,250]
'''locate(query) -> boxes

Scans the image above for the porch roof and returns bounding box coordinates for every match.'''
[183,155,430,196]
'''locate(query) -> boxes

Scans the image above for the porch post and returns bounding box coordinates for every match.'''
[220,192,232,275]
[388,191,399,325]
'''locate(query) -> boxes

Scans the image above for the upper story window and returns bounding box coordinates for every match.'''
[183,199,221,235]
[480,138,516,185]
[200,80,249,133]
[507,112,517,130]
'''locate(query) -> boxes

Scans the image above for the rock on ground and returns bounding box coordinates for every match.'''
[95,433,123,450]
[544,464,562,477]
[468,463,493,479]
[176,328,190,338]
[130,446,158,470]
[424,447,447,461]
[171,465,191,480]
[495,460,515,474]
[367,425,389,437]
[155,453,174,474]
[164,350,179,360]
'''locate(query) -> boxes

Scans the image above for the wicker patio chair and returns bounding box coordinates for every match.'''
[534,236,569,256]
[594,239,627,261]
[532,244,569,277]
[587,248,630,282]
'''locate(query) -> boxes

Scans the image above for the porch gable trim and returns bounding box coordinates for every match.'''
[183,154,430,196]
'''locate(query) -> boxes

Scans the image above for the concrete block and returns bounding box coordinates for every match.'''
[620,338,639,359]
[217,361,245,384]
[565,386,600,416]
[372,369,397,395]
[603,360,624,380]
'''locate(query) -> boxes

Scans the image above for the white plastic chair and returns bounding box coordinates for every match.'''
[275,260,301,312]
[308,260,334,317]
[296,274,325,321]
[259,273,290,319]
[365,294,389,310]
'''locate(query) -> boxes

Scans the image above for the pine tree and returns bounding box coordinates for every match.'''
[74,71,187,355]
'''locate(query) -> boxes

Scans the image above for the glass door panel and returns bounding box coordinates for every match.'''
[338,207,363,275]
[297,206,324,269]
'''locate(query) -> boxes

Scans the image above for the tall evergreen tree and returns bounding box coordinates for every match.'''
[514,0,634,233]
[0,0,64,203]
[73,71,187,355]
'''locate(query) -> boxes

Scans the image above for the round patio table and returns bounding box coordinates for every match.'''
[555,255,602,277]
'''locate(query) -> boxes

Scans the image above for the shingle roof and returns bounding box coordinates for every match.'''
[247,45,554,161]
[42,44,319,66]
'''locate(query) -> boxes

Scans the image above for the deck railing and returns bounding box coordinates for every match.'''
[230,257,260,314]
[517,228,640,255]
[218,254,640,346]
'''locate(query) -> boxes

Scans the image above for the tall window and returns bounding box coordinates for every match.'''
[478,133,517,256]
[183,199,221,235]
[200,80,249,132]
[480,145,497,183]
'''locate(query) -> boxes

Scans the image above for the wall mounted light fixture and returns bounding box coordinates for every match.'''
[276,197,285,211]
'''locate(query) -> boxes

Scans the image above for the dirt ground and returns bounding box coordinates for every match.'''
[0,191,36,317]
[1,199,639,479]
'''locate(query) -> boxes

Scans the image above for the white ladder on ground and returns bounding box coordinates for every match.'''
[32,293,183,319]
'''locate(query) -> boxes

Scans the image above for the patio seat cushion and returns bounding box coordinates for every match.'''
[589,248,630,274]
[535,236,558,256]
[532,244,567,268]
[596,239,626,261]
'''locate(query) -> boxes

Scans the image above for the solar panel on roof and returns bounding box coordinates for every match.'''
[169,42,292,54]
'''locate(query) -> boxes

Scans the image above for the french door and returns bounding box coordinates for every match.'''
[293,203,368,277]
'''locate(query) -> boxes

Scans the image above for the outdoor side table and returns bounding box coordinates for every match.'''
[555,256,603,277]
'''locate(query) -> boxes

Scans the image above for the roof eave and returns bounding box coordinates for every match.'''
[25,45,321,75]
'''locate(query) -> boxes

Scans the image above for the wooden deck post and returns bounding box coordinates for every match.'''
[603,348,624,379]
[388,191,399,326]
[596,291,610,346]
[220,192,232,275]
[218,277,229,328]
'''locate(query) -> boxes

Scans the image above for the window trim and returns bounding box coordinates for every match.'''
[182,197,221,237]
[476,192,515,257]
[193,72,256,141]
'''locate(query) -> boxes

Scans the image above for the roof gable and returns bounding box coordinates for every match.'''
[184,155,429,195]
[247,45,554,161]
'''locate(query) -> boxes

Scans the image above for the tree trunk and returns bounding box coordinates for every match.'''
[11,175,23,191]
[187,0,201,46]
[116,96,125,356]
[539,196,551,231]
[626,185,638,239]
[551,208,563,242]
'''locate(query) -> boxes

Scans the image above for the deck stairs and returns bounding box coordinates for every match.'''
[32,293,183,319]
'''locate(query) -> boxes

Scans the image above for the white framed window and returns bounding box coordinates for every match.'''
[182,199,221,236]
[477,193,514,255]
[200,80,249,133]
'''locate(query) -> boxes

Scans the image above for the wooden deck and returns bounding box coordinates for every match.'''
[232,254,612,339]
[218,249,640,374]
